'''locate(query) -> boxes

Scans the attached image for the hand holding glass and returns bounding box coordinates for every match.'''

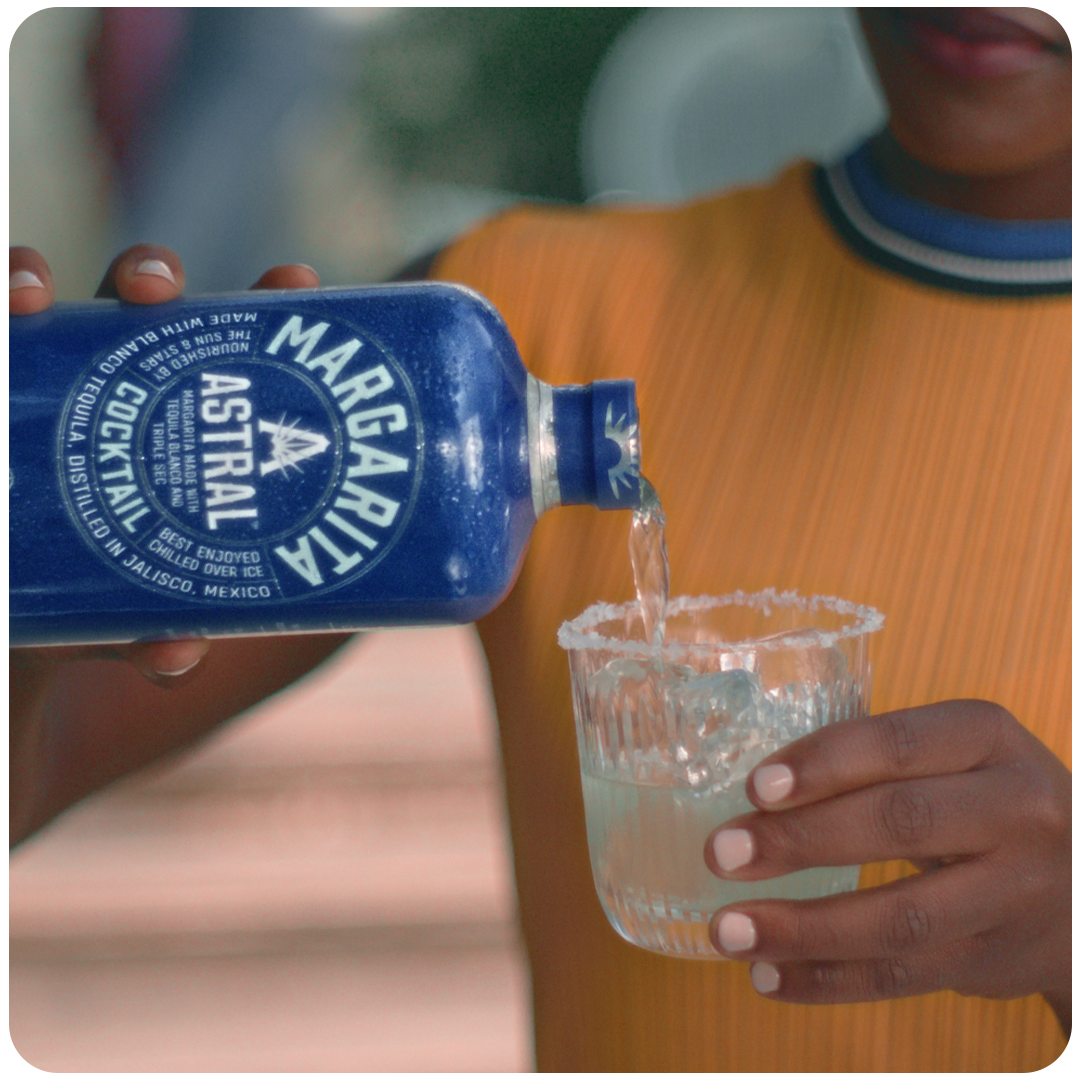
[559,589,883,958]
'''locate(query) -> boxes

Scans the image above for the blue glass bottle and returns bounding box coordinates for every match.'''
[9,282,640,645]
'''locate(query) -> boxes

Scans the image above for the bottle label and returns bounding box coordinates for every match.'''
[59,305,423,604]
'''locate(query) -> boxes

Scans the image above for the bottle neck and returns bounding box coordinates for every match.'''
[527,375,641,517]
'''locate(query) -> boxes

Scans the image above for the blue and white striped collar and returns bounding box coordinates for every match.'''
[818,142,1070,295]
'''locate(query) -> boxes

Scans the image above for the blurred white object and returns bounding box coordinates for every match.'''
[9,8,115,297]
[582,7,887,202]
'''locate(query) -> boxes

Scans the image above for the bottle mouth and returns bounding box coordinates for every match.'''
[529,377,641,516]
[591,381,641,509]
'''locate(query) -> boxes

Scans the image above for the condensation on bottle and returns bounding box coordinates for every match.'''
[9,282,641,645]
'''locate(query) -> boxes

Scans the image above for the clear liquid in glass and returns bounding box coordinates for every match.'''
[581,771,860,956]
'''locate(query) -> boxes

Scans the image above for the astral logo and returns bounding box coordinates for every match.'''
[258,416,330,476]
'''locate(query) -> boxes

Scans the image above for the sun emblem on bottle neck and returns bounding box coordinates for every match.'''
[604,402,640,499]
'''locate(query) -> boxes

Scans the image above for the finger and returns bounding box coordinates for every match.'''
[11,638,209,687]
[744,700,1017,813]
[710,858,1005,963]
[10,246,55,314]
[96,243,185,303]
[706,769,1021,878]
[742,945,968,1005]
[121,639,211,687]
[734,894,1036,1002]
[250,264,319,291]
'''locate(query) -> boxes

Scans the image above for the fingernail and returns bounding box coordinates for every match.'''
[153,657,202,677]
[717,911,756,952]
[134,259,176,284]
[149,640,209,677]
[10,270,45,290]
[713,828,754,872]
[750,961,780,994]
[754,763,794,804]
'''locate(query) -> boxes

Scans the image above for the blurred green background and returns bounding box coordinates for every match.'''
[9,7,643,296]
[9,7,882,296]
[356,7,642,202]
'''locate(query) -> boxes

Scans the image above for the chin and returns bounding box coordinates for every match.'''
[886,96,1070,179]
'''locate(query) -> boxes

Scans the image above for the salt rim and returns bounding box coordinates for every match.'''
[557,588,884,660]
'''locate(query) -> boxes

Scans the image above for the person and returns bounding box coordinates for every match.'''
[9,6,1070,1071]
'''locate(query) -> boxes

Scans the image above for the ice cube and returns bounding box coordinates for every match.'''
[669,667,769,791]
[763,644,855,739]
[585,656,649,699]
[583,656,692,780]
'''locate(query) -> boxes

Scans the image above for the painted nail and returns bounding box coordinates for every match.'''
[713,828,753,872]
[10,269,45,290]
[717,911,756,952]
[750,961,781,994]
[134,259,176,284]
[754,763,794,804]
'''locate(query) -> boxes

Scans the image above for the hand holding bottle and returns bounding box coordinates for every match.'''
[10,243,323,680]
[9,244,349,847]
[9,242,641,846]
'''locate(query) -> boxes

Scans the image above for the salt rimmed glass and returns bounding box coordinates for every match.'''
[558,589,883,958]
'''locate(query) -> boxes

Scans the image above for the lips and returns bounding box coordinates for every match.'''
[896,8,1069,78]
[902,7,1054,46]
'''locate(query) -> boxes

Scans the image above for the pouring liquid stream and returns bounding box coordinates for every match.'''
[629,477,670,646]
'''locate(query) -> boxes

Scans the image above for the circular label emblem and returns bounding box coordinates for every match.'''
[59,304,423,603]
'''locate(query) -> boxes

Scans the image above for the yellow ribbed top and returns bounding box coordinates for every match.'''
[432,164,1070,1071]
